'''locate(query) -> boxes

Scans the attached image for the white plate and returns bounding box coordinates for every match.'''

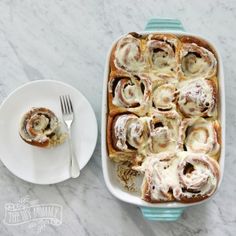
[0,80,98,184]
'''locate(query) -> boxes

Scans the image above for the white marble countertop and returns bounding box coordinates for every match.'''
[0,0,235,235]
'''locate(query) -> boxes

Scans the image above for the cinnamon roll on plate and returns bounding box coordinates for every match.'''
[19,107,67,148]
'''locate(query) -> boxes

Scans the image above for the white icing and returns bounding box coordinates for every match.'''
[149,110,180,153]
[112,79,143,108]
[153,84,176,110]
[178,79,216,117]
[114,115,150,151]
[147,39,176,75]
[114,35,145,72]
[181,118,220,156]
[180,43,217,79]
[175,152,219,199]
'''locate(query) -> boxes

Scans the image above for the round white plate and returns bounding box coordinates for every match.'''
[0,80,98,184]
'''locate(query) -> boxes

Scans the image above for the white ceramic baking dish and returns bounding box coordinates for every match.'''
[101,19,225,221]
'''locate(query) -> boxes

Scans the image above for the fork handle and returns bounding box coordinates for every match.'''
[68,129,80,178]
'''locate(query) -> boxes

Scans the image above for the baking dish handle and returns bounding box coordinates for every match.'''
[139,18,186,221]
[140,207,185,221]
[145,18,185,31]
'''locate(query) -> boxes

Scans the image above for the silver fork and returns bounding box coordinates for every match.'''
[60,95,80,178]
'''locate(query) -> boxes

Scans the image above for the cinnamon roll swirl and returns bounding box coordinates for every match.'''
[147,34,180,76]
[149,110,181,153]
[107,113,150,162]
[108,73,152,115]
[179,36,217,80]
[139,152,178,202]
[111,33,146,73]
[152,83,177,110]
[177,79,217,117]
[174,152,220,202]
[19,107,66,148]
[178,118,220,159]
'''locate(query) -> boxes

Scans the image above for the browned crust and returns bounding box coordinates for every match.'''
[19,132,50,148]
[214,120,221,146]
[176,194,210,203]
[213,120,221,161]
[179,36,217,56]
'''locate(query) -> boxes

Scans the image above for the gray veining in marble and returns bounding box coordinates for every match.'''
[0,0,235,235]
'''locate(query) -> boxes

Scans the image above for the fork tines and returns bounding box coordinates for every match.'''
[60,95,73,115]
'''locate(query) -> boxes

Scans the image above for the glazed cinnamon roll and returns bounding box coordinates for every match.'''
[152,83,177,110]
[107,113,150,162]
[147,34,180,76]
[138,152,178,202]
[19,107,67,148]
[179,36,217,80]
[149,110,180,153]
[177,79,217,117]
[111,33,146,73]
[108,73,152,115]
[178,118,220,159]
[174,152,220,202]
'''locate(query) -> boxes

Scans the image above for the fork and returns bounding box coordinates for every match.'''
[60,95,80,178]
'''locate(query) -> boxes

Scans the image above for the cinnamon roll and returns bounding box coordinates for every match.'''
[138,152,178,202]
[147,34,180,76]
[108,73,152,115]
[107,113,150,162]
[178,117,220,159]
[174,152,220,202]
[149,110,180,153]
[111,33,146,73]
[19,107,67,148]
[179,36,217,80]
[152,83,177,110]
[177,79,217,117]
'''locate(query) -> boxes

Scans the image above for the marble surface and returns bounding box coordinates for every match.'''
[0,0,235,235]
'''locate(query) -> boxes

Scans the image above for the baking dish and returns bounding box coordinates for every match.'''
[101,19,225,221]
